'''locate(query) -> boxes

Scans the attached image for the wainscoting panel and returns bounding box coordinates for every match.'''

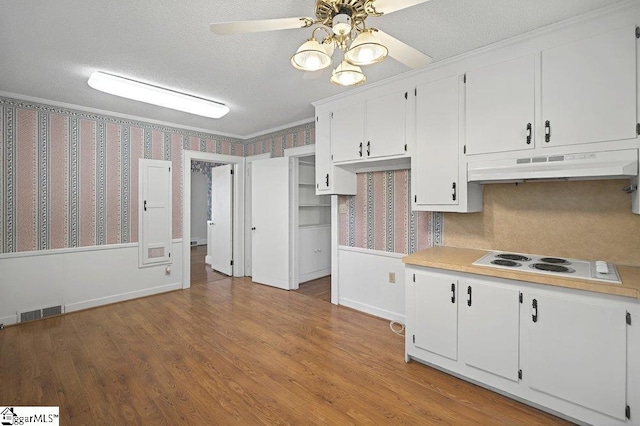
[337,247,406,322]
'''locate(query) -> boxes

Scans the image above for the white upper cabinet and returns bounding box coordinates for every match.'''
[465,55,536,155]
[541,25,637,148]
[315,111,357,195]
[364,91,408,158]
[330,102,365,163]
[414,75,483,212]
[330,90,408,163]
[415,75,460,206]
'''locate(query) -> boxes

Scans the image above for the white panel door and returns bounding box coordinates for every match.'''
[252,157,291,290]
[415,75,460,206]
[365,91,407,158]
[413,271,458,360]
[466,55,535,154]
[460,280,520,382]
[210,164,233,276]
[541,26,637,147]
[330,103,365,163]
[139,159,172,267]
[526,294,627,420]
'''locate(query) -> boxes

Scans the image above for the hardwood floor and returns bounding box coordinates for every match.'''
[0,256,569,425]
[296,276,331,302]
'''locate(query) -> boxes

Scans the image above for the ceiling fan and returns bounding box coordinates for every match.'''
[210,0,433,86]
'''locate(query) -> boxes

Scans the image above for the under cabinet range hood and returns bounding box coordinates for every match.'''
[467,149,638,183]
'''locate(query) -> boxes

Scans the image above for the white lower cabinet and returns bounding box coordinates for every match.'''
[459,280,520,382]
[406,266,634,425]
[412,271,458,360]
[524,293,628,420]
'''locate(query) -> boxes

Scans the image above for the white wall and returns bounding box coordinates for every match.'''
[0,242,183,326]
[337,247,406,323]
[190,171,209,245]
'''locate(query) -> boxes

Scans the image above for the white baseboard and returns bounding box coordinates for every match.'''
[205,255,212,265]
[339,297,405,323]
[0,315,17,327]
[65,282,182,313]
[299,268,330,284]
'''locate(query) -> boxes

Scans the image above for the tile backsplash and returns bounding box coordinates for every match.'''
[444,180,640,266]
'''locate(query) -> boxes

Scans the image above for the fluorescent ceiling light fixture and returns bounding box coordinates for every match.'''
[87,71,229,118]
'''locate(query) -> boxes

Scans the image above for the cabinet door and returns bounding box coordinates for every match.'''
[365,91,407,158]
[466,55,535,154]
[315,112,332,192]
[525,294,627,420]
[415,75,459,206]
[541,26,637,147]
[413,271,458,361]
[460,280,520,382]
[330,103,365,162]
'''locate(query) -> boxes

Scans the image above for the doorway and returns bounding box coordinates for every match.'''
[181,151,245,289]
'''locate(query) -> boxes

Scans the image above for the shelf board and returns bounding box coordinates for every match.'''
[299,223,330,229]
[299,203,331,207]
[299,182,316,186]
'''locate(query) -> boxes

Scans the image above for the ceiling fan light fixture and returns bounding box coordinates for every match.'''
[87,71,229,118]
[330,60,366,86]
[291,38,332,71]
[344,28,388,66]
[332,12,353,36]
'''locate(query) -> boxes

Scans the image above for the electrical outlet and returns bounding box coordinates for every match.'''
[338,204,348,214]
[388,272,396,284]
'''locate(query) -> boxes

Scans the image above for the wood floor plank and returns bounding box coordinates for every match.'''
[0,251,571,425]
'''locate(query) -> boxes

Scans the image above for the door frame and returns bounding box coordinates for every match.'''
[182,150,245,289]
[284,145,316,291]
[244,152,273,276]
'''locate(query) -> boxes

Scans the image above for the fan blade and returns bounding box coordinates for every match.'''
[210,17,314,35]
[376,30,432,69]
[371,0,431,15]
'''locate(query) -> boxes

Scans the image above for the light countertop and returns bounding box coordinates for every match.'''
[403,246,640,300]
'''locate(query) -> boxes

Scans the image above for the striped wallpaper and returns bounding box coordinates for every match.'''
[0,97,244,253]
[245,122,315,157]
[338,170,443,255]
[0,95,440,256]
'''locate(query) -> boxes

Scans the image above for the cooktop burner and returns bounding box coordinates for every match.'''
[491,259,521,267]
[472,251,622,284]
[529,263,575,273]
[539,257,570,265]
[496,253,531,262]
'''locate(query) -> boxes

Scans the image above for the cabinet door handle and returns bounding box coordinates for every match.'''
[451,283,456,304]
[451,182,457,201]
[526,123,532,145]
[251,227,256,231]
[367,141,371,157]
[359,142,363,157]
[325,173,329,187]
[545,120,551,143]
[532,299,538,322]
[144,200,147,211]
[467,286,472,307]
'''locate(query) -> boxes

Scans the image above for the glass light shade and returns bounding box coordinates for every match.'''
[344,30,388,66]
[87,71,229,118]
[330,60,366,86]
[291,39,332,71]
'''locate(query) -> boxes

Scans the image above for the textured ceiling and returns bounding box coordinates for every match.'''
[0,0,629,138]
